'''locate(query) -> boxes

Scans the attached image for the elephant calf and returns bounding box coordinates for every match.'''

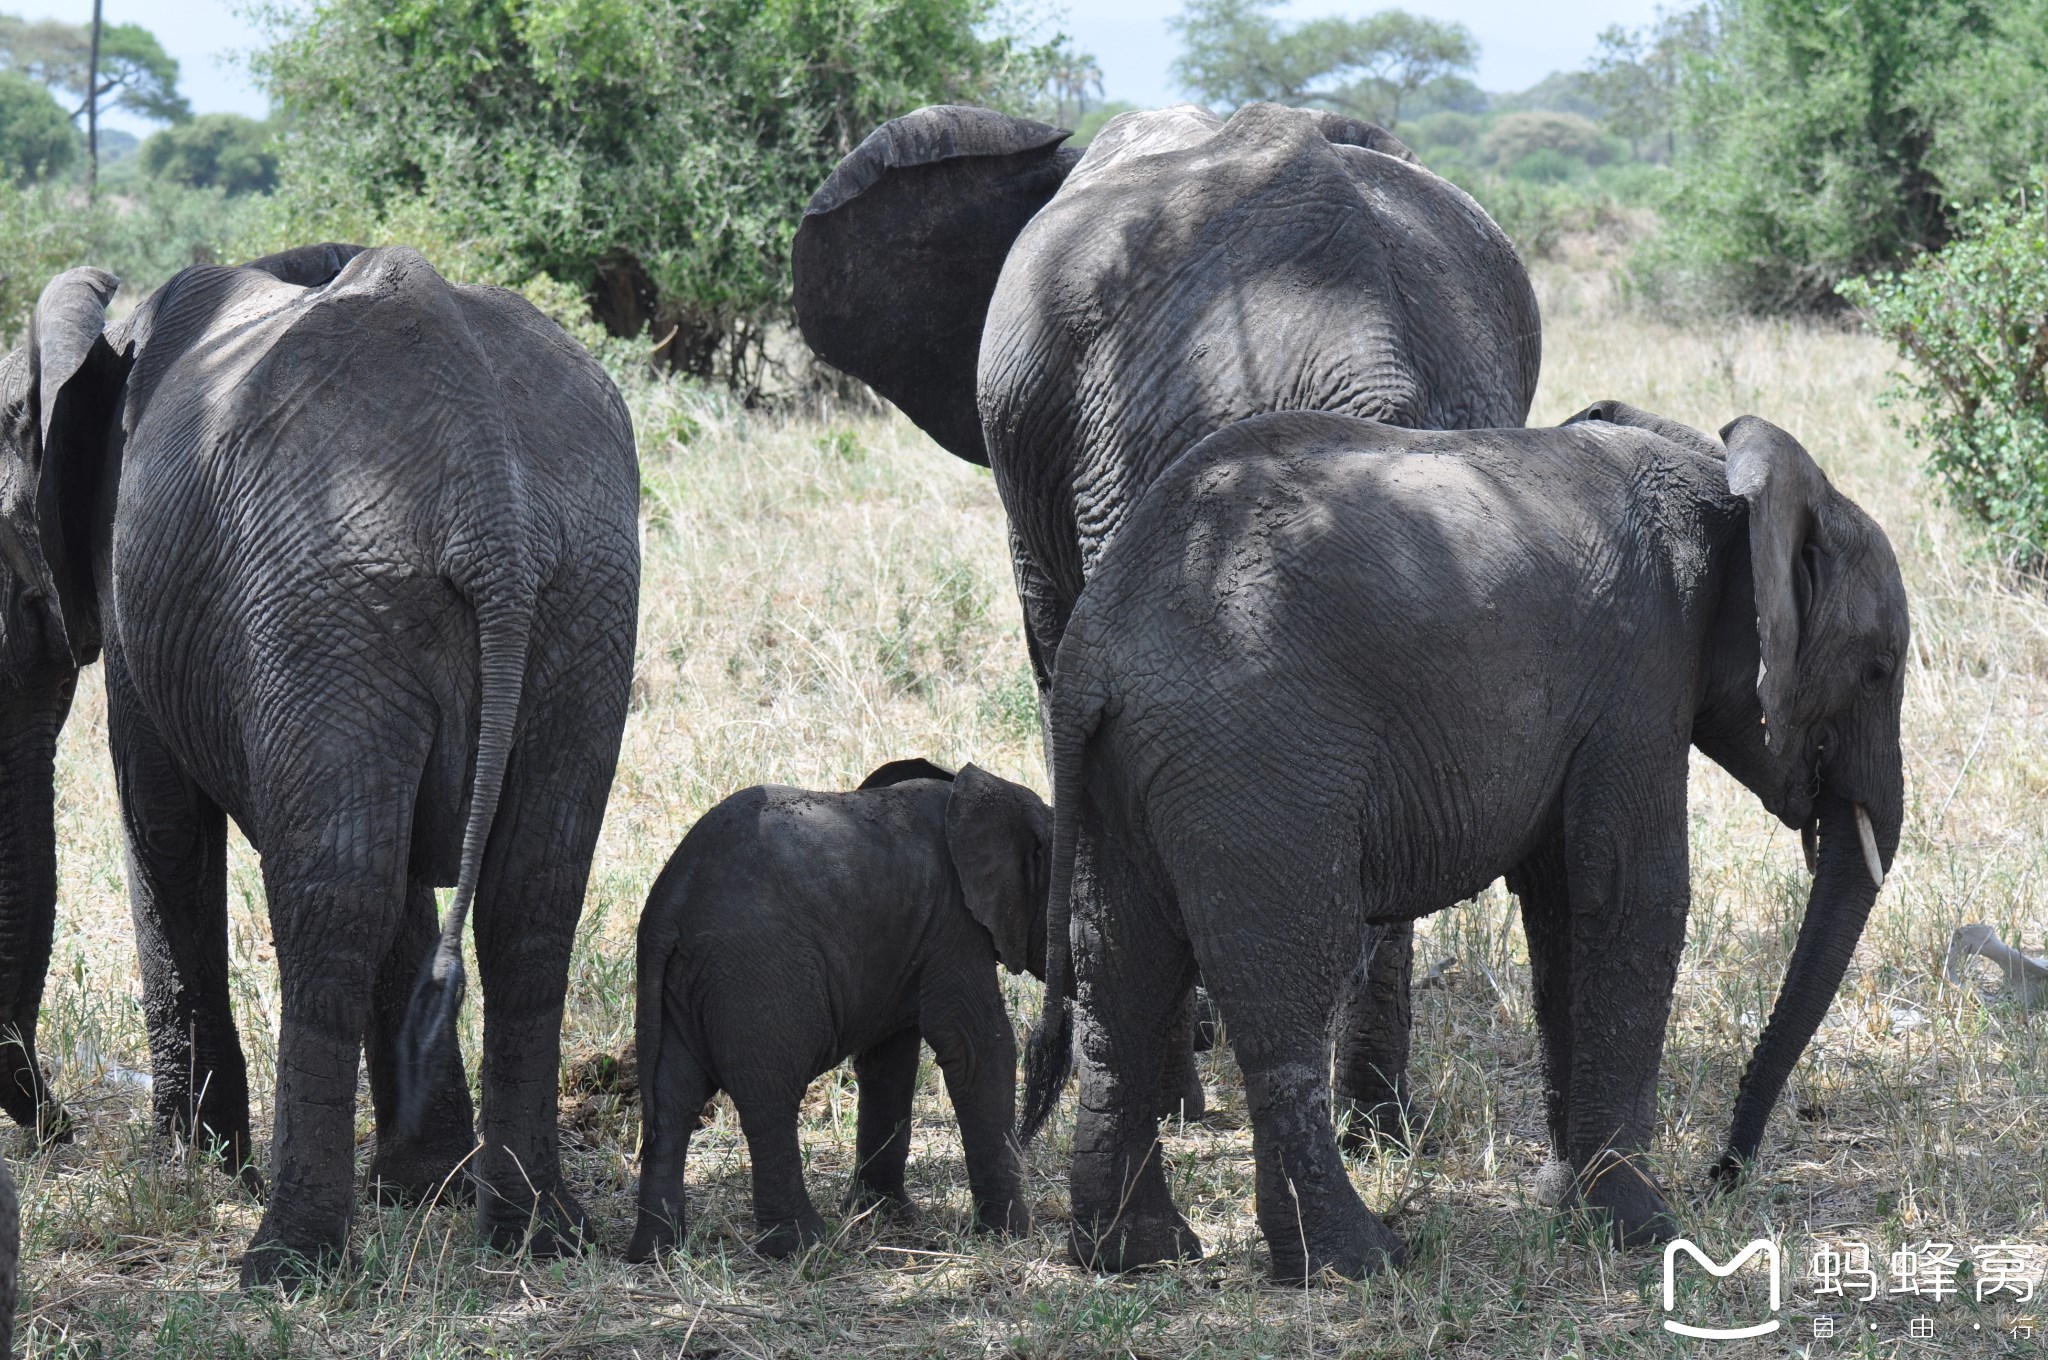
[627,760,1051,1261]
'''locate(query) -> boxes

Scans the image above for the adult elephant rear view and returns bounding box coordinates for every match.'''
[794,99,1541,1134]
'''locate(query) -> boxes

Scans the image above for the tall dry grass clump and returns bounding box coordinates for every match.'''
[8,252,2047,1356]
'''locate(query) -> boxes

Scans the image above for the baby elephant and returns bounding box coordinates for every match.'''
[627,760,1051,1261]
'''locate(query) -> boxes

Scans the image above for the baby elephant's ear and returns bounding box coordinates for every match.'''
[945,764,1043,973]
[858,757,955,789]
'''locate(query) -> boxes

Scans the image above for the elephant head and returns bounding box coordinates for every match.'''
[1567,400,1909,1174]
[0,267,127,1138]
[944,763,1053,980]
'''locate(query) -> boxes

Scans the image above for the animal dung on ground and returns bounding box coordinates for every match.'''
[1943,923,2048,1005]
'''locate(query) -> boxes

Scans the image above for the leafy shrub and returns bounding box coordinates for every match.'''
[0,69,76,184]
[139,114,278,195]
[1840,190,2048,568]
[252,0,1066,394]
[1482,111,1614,168]
[1503,147,1582,185]
[0,181,86,341]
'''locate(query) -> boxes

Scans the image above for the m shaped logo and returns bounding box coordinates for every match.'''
[1662,1238,1783,1339]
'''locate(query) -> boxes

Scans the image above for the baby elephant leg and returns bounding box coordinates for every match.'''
[845,1027,921,1219]
[924,981,1029,1237]
[627,1042,716,1262]
[739,1095,828,1257]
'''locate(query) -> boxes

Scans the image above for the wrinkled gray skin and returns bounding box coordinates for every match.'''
[1022,406,1907,1279]
[0,245,641,1283]
[794,101,1541,1140]
[0,1157,14,1356]
[627,760,1051,1262]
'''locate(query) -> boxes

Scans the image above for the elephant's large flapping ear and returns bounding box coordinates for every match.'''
[1563,398,1725,459]
[1304,110,1420,165]
[240,242,369,288]
[945,763,1050,974]
[27,267,123,666]
[1724,415,1833,751]
[792,105,1079,466]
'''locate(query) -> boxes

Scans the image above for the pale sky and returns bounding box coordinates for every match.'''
[15,0,1670,136]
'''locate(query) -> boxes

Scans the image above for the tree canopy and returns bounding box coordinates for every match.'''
[1168,0,1476,129]
[0,14,190,126]
[255,0,1067,391]
[0,67,76,184]
[140,114,278,195]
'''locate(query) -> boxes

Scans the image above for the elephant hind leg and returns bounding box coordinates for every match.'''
[365,877,477,1205]
[1333,920,1416,1154]
[845,1026,920,1219]
[627,1039,715,1262]
[1065,820,1202,1273]
[1179,847,1404,1282]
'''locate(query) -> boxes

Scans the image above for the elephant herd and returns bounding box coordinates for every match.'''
[0,98,1905,1325]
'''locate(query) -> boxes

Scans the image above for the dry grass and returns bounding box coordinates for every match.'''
[14,249,2048,1357]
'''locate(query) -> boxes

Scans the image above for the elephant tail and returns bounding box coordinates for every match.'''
[395,532,541,1137]
[1017,642,1105,1146]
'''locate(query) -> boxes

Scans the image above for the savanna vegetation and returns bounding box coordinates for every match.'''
[1,0,2046,1355]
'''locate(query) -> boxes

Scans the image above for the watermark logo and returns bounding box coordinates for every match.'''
[1663,1238,1783,1340]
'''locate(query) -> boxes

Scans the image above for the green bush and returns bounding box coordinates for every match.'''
[251,0,1066,394]
[0,69,77,184]
[0,181,85,341]
[139,114,278,195]
[1840,190,2048,568]
[1482,110,1614,169]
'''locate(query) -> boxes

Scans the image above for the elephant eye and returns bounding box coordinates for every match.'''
[1862,655,1895,692]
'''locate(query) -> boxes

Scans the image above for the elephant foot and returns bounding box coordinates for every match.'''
[842,1184,919,1224]
[480,1184,594,1257]
[1568,1152,1677,1247]
[1267,1210,1407,1283]
[1158,1055,1207,1124]
[370,1135,478,1207]
[754,1209,828,1259]
[239,1225,348,1290]
[31,1099,74,1147]
[1068,1210,1203,1273]
[626,1208,681,1264]
[1706,1148,1749,1194]
[1336,1096,1430,1156]
[970,1194,1030,1237]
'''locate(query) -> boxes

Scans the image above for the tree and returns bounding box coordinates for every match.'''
[253,0,1068,393]
[140,114,277,195]
[1046,49,1103,127]
[0,68,76,184]
[1583,6,1711,161]
[1168,0,1476,129]
[0,14,189,126]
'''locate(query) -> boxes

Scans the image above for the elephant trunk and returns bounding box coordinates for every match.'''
[1717,788,1891,1176]
[0,674,78,1140]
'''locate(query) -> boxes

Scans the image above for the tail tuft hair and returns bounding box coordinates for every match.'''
[395,944,467,1139]
[1017,996,1073,1144]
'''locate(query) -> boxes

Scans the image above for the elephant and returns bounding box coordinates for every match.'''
[1018,404,1907,1281]
[0,1156,14,1355]
[626,759,1051,1262]
[794,99,1542,1140]
[0,245,641,1283]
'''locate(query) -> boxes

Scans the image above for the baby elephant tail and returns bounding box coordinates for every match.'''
[395,550,538,1139]
[1017,644,1106,1146]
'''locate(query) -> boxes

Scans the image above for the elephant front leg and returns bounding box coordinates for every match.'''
[1065,831,1201,1272]
[364,878,478,1204]
[925,981,1028,1237]
[845,1027,921,1221]
[105,661,253,1186]
[1332,921,1416,1153]
[1557,767,1688,1247]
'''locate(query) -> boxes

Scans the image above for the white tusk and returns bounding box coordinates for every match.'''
[1854,804,1885,891]
[1802,822,1818,876]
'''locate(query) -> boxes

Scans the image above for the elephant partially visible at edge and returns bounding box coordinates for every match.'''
[794,99,1543,1139]
[1020,406,1907,1280]
[0,244,641,1282]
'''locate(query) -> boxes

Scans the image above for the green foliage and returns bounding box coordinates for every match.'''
[252,0,1067,392]
[1482,111,1616,171]
[1840,191,2048,568]
[1168,0,1476,129]
[1583,6,1710,162]
[139,114,279,195]
[0,179,85,342]
[0,14,189,125]
[0,67,76,183]
[1651,0,2048,313]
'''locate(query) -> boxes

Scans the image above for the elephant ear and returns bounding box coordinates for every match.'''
[792,105,1079,466]
[1304,110,1421,165]
[944,763,1049,974]
[857,757,955,790]
[1563,399,1725,459]
[26,267,124,666]
[240,242,369,288]
[1723,415,1834,751]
